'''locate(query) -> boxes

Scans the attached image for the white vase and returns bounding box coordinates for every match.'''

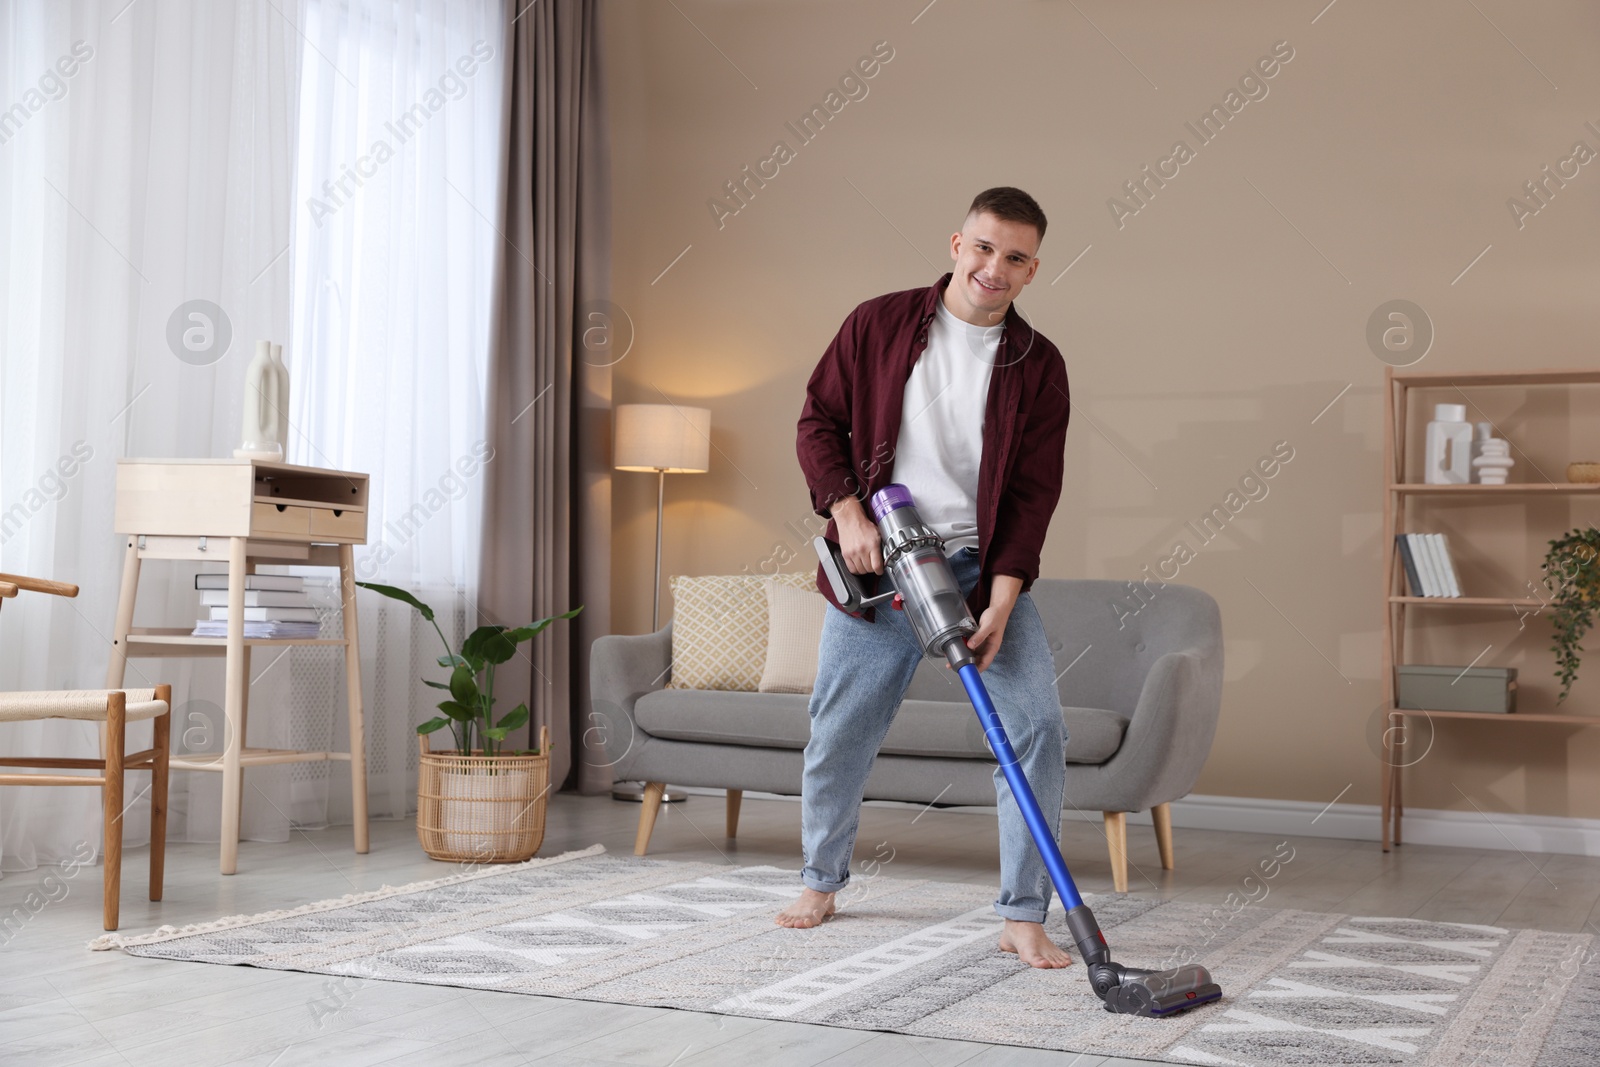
[1472,432,1514,485]
[233,340,284,461]
[1424,403,1473,484]
[270,343,291,449]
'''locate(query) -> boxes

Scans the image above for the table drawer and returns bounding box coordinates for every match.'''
[249,501,366,543]
[251,501,311,539]
[308,507,365,542]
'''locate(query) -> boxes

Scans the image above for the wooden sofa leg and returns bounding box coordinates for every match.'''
[726,789,742,839]
[1152,802,1175,871]
[1103,811,1128,894]
[634,782,666,856]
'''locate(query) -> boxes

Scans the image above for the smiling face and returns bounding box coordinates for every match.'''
[943,210,1041,326]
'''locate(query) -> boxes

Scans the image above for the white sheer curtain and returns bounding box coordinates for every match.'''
[0,0,502,873]
[283,0,502,828]
[0,0,302,870]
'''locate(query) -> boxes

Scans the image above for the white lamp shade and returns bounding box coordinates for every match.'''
[613,403,711,473]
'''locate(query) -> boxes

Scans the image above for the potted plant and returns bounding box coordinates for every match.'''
[355,581,581,861]
[1541,527,1600,703]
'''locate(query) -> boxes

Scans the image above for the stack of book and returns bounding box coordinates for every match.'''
[1396,532,1463,597]
[191,574,323,638]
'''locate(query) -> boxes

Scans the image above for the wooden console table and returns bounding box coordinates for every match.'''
[104,459,370,874]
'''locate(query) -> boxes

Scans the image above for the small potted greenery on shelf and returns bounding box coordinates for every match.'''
[1541,527,1600,703]
[355,580,581,861]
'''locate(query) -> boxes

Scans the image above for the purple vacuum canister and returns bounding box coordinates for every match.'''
[869,483,915,523]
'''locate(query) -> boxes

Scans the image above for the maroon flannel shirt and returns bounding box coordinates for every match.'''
[796,271,1071,624]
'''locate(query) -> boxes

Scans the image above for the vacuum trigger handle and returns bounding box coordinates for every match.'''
[813,535,897,613]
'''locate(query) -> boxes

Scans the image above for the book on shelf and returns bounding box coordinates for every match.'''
[207,606,320,623]
[1397,532,1462,597]
[1396,534,1425,596]
[195,574,305,592]
[190,620,323,639]
[1407,533,1440,595]
[198,590,311,608]
[1436,533,1463,597]
[1420,533,1449,596]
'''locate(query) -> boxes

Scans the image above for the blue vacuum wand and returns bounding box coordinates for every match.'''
[814,483,1222,1018]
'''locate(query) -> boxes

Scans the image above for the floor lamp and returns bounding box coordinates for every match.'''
[611,403,710,804]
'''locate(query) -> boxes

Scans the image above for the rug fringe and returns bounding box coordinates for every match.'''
[86,842,608,952]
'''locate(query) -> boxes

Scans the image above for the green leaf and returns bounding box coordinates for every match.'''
[416,717,451,735]
[449,663,480,706]
[480,629,519,665]
[436,700,476,723]
[504,624,544,644]
[462,625,504,664]
[497,703,529,732]
[354,581,435,622]
[506,606,585,644]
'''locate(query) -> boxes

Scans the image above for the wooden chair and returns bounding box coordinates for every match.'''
[0,571,171,930]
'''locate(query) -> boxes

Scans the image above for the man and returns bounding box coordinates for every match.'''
[782,187,1074,967]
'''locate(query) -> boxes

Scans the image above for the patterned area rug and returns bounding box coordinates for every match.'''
[90,845,1597,1065]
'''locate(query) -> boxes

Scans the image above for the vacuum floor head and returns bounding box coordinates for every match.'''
[1090,962,1223,1017]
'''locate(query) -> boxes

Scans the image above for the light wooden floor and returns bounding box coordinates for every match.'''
[2,791,1598,1066]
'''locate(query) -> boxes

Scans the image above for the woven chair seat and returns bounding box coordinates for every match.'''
[0,689,169,724]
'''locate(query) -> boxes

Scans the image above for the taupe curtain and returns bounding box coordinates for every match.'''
[478,0,612,792]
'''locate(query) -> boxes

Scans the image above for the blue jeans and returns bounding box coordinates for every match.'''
[800,545,1068,922]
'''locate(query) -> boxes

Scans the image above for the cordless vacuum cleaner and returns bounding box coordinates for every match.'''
[814,483,1222,1018]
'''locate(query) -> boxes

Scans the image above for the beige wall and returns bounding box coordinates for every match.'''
[599,0,1600,820]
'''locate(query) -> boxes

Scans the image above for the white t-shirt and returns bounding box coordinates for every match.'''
[890,299,998,556]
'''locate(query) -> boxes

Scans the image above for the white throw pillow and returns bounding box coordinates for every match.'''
[757,577,828,694]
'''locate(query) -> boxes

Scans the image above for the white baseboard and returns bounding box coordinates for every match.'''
[1122,794,1600,858]
[671,786,1600,858]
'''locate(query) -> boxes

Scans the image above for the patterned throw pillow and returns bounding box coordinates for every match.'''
[667,572,817,692]
[758,578,828,694]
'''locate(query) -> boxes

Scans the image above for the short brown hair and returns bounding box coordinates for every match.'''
[966,186,1047,243]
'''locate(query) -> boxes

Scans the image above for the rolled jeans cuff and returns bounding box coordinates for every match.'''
[992,901,1049,924]
[802,871,850,894]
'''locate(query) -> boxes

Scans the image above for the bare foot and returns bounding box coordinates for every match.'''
[775,888,837,929]
[998,920,1074,968]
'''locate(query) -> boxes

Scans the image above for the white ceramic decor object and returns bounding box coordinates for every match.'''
[234,340,284,460]
[270,342,290,448]
[1424,402,1473,484]
[1472,436,1514,485]
[1469,422,1490,475]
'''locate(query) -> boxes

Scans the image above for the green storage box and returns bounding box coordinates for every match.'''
[1396,664,1517,713]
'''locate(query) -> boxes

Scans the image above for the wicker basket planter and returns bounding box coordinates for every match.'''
[417,726,550,862]
[352,581,580,865]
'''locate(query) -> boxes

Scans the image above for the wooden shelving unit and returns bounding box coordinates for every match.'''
[1380,366,1600,850]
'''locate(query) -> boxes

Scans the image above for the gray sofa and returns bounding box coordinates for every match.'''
[590,578,1224,892]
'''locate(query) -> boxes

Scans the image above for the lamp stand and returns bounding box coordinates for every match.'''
[615,465,686,805]
[653,468,664,630]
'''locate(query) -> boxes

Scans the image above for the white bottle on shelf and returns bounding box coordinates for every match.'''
[1423,403,1473,484]
[270,342,291,451]
[234,340,284,461]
